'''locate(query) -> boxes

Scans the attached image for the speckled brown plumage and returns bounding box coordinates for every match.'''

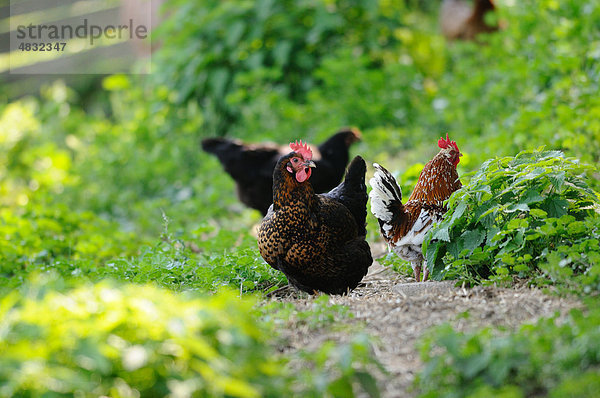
[408,153,462,205]
[258,154,372,294]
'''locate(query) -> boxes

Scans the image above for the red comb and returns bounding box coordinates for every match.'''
[289,140,313,161]
[438,133,459,153]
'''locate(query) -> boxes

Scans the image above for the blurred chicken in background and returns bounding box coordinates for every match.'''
[440,0,498,41]
[202,128,361,215]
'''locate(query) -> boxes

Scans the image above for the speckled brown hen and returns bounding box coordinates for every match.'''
[257,141,372,294]
[369,134,462,281]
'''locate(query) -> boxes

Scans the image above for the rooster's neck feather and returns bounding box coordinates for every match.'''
[407,150,461,206]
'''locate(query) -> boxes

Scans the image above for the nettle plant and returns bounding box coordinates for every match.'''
[424,149,599,288]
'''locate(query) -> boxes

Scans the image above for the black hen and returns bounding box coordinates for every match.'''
[258,141,372,295]
[201,128,361,215]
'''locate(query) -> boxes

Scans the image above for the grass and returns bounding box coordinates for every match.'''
[1,0,600,396]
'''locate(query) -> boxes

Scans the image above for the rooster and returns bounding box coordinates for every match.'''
[201,128,361,215]
[440,0,498,41]
[369,134,462,281]
[258,141,372,294]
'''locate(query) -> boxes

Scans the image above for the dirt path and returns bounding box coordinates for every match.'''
[267,262,582,397]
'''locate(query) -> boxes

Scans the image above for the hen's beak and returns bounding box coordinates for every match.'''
[304,160,316,168]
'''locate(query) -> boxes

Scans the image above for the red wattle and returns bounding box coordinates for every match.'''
[295,168,312,183]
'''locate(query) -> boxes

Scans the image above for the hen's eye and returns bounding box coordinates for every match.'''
[292,158,299,163]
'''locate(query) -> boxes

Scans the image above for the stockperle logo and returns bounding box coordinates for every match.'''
[9,0,152,75]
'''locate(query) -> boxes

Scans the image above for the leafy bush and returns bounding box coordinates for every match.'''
[0,99,74,206]
[0,280,289,397]
[96,227,286,294]
[417,307,600,398]
[0,204,139,291]
[535,214,600,294]
[424,149,599,286]
[230,47,434,151]
[429,0,600,168]
[152,0,409,135]
[0,80,245,235]
[0,277,383,397]
[0,214,285,295]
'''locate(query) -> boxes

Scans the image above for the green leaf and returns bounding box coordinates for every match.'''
[432,227,451,242]
[542,198,569,218]
[209,68,230,98]
[549,171,566,192]
[273,41,292,66]
[567,221,586,235]
[538,150,564,161]
[102,75,131,91]
[463,352,491,378]
[449,202,468,226]
[255,0,275,21]
[514,167,545,184]
[461,229,486,253]
[226,21,246,47]
[327,377,354,398]
[486,227,501,245]
[540,222,557,236]
[427,242,447,280]
[529,209,548,218]
[506,219,528,230]
[521,189,544,205]
[506,203,530,213]
[355,371,381,398]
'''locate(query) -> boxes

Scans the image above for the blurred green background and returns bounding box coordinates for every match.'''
[1,0,600,396]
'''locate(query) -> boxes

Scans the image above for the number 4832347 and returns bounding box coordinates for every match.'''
[18,43,67,51]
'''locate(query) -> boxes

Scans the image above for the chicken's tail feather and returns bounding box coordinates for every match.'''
[340,156,368,235]
[323,156,368,236]
[201,137,239,156]
[369,163,404,224]
[343,156,367,191]
[201,137,251,181]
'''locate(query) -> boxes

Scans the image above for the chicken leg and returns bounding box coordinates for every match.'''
[411,260,430,282]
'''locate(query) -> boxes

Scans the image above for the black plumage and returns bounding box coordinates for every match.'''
[201,128,361,215]
[258,152,372,294]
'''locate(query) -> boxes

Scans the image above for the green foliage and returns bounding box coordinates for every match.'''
[431,0,600,168]
[0,277,383,397]
[260,297,385,397]
[0,217,285,294]
[0,204,137,291]
[2,1,600,396]
[296,333,385,398]
[261,295,353,331]
[536,215,600,294]
[152,0,409,135]
[116,221,286,293]
[0,80,246,236]
[417,307,600,398]
[424,149,599,288]
[0,99,73,206]
[0,279,288,397]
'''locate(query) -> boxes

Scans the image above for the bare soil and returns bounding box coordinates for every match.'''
[266,259,582,397]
